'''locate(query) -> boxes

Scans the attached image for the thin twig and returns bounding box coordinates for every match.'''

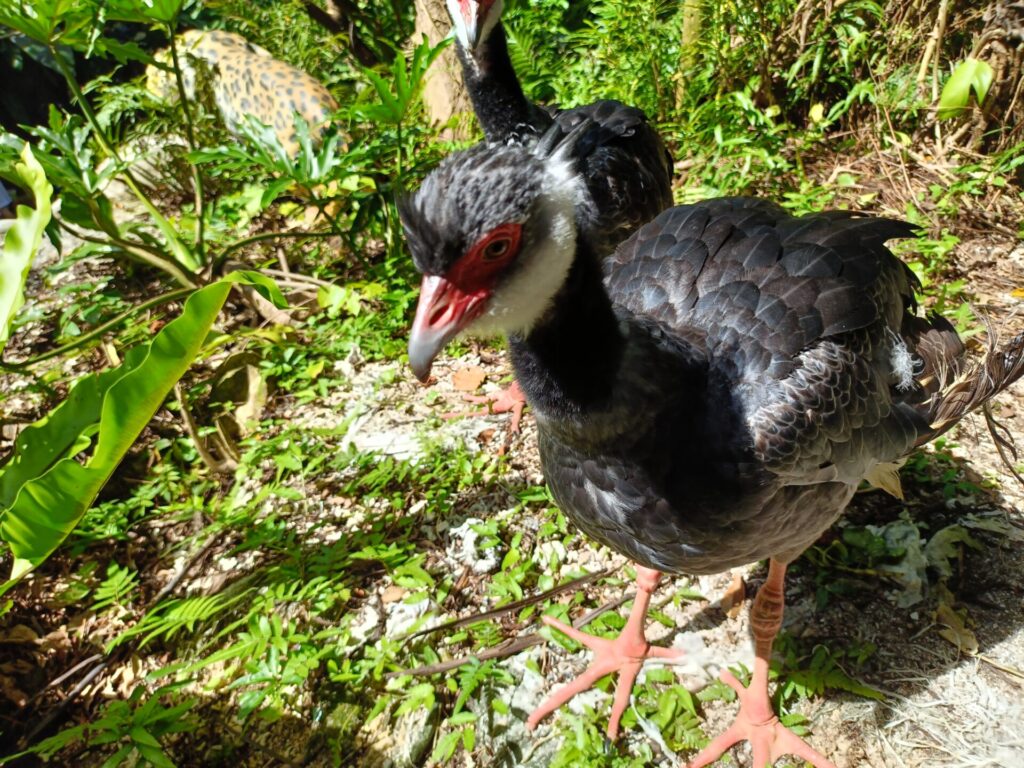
[22,533,224,746]
[23,659,111,746]
[259,268,336,289]
[389,593,632,678]
[401,567,613,643]
[167,28,206,265]
[31,654,103,701]
[0,286,194,371]
[148,534,223,605]
[983,404,1024,488]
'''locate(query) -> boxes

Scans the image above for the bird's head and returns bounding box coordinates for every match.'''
[447,0,503,53]
[400,124,590,382]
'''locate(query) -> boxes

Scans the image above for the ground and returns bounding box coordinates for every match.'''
[0,172,1023,768]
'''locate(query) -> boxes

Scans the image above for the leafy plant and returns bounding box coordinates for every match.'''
[0,144,52,350]
[12,682,198,767]
[0,272,283,584]
[938,58,994,120]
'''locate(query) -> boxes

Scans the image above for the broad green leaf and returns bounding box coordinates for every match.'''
[0,144,53,351]
[0,273,285,581]
[938,58,995,120]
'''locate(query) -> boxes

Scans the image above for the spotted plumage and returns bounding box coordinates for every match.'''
[146,29,338,157]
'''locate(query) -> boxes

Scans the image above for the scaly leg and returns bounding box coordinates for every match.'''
[686,559,836,768]
[527,566,686,740]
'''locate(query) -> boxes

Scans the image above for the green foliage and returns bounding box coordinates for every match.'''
[0,272,282,582]
[0,144,52,351]
[14,682,198,767]
[938,58,994,120]
[774,635,884,703]
[0,0,1020,765]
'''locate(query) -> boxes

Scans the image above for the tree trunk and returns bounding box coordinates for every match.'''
[415,0,473,137]
[675,0,703,111]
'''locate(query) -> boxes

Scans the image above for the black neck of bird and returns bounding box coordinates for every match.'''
[458,24,540,142]
[509,243,625,416]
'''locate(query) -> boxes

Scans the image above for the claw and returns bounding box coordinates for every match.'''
[443,380,527,433]
[528,568,686,741]
[685,668,836,768]
[686,560,836,768]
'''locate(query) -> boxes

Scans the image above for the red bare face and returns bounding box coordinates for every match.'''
[408,223,523,381]
[447,222,521,293]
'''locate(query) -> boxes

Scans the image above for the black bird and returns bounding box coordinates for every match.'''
[442,0,674,431]
[445,0,551,143]
[400,124,1024,766]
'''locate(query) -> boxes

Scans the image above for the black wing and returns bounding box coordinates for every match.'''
[554,100,675,257]
[605,198,939,482]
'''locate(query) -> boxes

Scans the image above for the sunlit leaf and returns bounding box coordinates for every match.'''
[0,273,285,581]
[0,144,52,352]
[938,58,994,120]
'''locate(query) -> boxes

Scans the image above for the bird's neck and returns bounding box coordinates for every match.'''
[508,244,626,417]
[458,24,539,142]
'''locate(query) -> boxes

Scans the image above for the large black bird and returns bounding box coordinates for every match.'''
[442,0,673,431]
[400,123,1024,766]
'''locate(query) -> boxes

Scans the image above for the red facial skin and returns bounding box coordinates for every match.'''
[408,223,522,382]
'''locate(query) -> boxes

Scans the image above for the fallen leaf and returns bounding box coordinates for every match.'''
[936,601,979,655]
[719,572,747,618]
[452,366,487,392]
[381,585,407,604]
[0,625,39,645]
[1012,288,1024,299]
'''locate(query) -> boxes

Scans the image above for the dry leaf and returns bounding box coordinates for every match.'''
[719,572,747,618]
[381,585,407,604]
[452,366,487,392]
[0,625,39,645]
[936,602,979,655]
[0,676,28,707]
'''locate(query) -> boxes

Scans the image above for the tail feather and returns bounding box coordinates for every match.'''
[919,329,1024,445]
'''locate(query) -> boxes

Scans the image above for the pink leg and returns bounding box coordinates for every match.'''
[686,560,836,768]
[527,566,686,740]
[444,380,527,433]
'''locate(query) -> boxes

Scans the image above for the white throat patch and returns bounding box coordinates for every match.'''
[468,158,583,338]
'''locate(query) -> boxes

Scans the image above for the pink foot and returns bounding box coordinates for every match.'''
[527,584,686,741]
[444,380,527,433]
[686,669,836,768]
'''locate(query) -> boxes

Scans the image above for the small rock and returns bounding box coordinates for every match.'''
[445,517,500,574]
[350,598,381,645]
[359,703,440,768]
[384,596,437,636]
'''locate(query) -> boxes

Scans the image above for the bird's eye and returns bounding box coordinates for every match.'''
[482,238,512,261]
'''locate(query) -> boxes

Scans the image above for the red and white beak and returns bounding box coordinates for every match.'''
[408,275,490,382]
[451,0,499,50]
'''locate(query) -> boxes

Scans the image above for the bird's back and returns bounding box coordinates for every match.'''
[539,198,1023,573]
